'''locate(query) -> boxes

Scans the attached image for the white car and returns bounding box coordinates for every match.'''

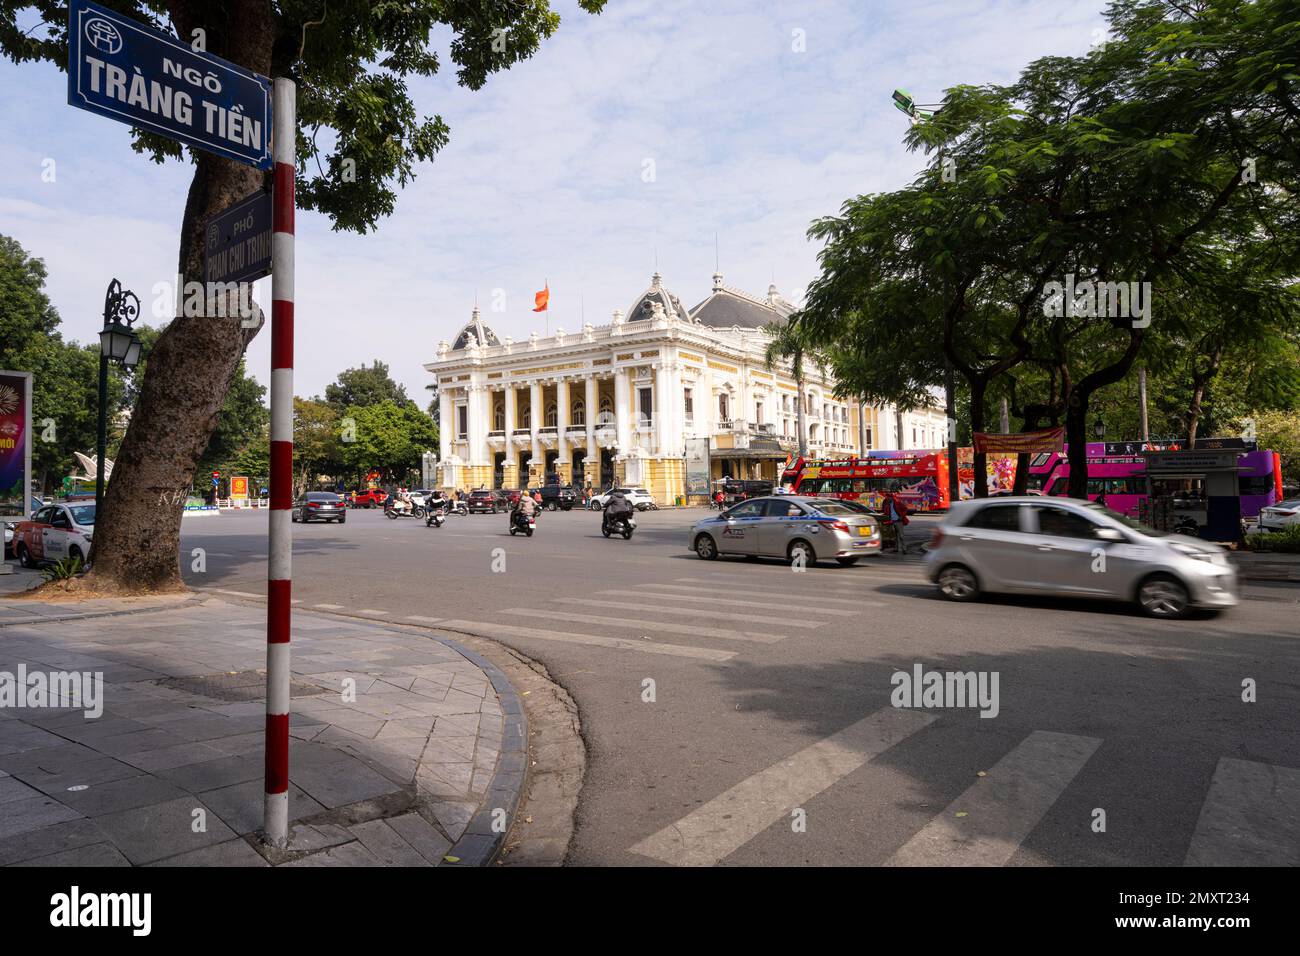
[589,487,657,511]
[12,502,97,568]
[1258,499,1300,532]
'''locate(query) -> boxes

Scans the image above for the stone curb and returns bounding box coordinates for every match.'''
[186,591,536,866]
[0,593,206,628]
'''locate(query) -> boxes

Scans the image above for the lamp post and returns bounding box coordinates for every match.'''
[1093,416,1106,441]
[97,279,143,513]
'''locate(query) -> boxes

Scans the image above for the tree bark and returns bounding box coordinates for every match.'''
[85,2,276,592]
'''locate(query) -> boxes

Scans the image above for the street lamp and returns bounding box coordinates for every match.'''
[1093,416,1106,440]
[97,279,143,513]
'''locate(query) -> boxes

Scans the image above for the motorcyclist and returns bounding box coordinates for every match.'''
[511,489,538,530]
[602,488,634,533]
[427,488,448,513]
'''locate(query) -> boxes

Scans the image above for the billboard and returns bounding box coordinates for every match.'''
[685,437,710,495]
[0,371,33,519]
[230,476,250,498]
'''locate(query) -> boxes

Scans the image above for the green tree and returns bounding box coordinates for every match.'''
[0,0,605,591]
[339,400,437,482]
[325,360,409,412]
[0,236,127,494]
[293,397,341,496]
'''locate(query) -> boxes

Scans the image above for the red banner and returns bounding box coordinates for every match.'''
[973,426,1065,455]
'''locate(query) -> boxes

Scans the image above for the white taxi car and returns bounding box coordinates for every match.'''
[12,502,96,568]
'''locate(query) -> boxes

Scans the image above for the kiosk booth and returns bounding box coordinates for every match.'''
[1141,449,1241,541]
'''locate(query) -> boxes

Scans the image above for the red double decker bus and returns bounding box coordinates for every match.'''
[781,454,952,512]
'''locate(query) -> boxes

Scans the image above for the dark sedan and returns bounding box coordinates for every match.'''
[292,492,347,523]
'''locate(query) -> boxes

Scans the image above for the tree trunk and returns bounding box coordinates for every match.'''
[970,379,988,498]
[84,3,276,593]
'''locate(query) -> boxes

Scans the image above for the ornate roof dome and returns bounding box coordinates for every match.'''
[625,272,690,324]
[451,307,501,350]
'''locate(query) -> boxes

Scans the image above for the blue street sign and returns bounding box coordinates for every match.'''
[204,190,273,284]
[67,0,272,170]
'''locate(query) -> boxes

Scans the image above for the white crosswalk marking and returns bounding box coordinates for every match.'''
[405,615,443,624]
[558,598,827,628]
[1184,757,1300,866]
[630,707,936,866]
[601,589,864,615]
[313,603,345,610]
[885,731,1101,867]
[498,607,782,643]
[357,609,388,616]
[647,582,881,607]
[435,619,735,661]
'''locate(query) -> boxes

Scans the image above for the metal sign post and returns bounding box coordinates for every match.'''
[263,77,296,849]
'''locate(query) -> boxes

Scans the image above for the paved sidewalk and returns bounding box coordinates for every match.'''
[0,596,526,866]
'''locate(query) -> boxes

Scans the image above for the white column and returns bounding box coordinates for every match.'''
[529,381,542,474]
[556,379,570,464]
[654,364,671,457]
[438,387,452,461]
[615,367,631,456]
[585,374,598,468]
[504,384,516,436]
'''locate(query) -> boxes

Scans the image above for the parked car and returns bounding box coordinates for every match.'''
[12,502,97,568]
[688,495,881,567]
[539,483,578,511]
[1258,498,1300,532]
[922,496,1238,619]
[590,487,656,511]
[351,489,388,509]
[4,496,48,559]
[468,489,510,514]
[292,492,347,523]
[718,479,774,507]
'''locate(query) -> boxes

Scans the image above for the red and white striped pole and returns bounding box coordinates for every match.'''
[264,76,296,848]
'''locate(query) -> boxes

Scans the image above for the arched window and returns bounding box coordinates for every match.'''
[597,396,614,425]
[521,406,531,429]
[493,402,505,431]
[571,400,585,426]
[545,402,557,427]
[718,393,730,422]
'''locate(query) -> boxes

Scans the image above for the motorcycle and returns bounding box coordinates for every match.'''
[426,509,446,528]
[386,498,426,519]
[602,512,636,539]
[1173,515,1201,536]
[509,509,536,537]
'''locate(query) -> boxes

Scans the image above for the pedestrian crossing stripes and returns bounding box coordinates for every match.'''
[1184,757,1300,866]
[630,707,937,866]
[557,598,826,628]
[499,608,782,643]
[884,731,1102,867]
[601,589,866,616]
[648,582,883,607]
[434,619,736,661]
[630,722,1298,867]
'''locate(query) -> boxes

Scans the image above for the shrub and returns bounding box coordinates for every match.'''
[1246,525,1300,554]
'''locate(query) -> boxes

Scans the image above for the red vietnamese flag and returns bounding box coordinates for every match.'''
[533,283,549,312]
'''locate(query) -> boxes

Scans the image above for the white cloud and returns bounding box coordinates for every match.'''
[1,0,1104,401]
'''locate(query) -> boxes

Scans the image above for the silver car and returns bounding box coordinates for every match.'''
[923,496,1238,618]
[689,496,881,567]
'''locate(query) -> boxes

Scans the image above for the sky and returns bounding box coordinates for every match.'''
[1,0,1108,402]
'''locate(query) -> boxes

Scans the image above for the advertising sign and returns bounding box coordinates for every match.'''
[685,437,710,495]
[972,426,1065,455]
[0,371,33,520]
[230,476,250,498]
[67,0,272,169]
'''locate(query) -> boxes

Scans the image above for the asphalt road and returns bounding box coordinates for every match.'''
[181,506,1300,867]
